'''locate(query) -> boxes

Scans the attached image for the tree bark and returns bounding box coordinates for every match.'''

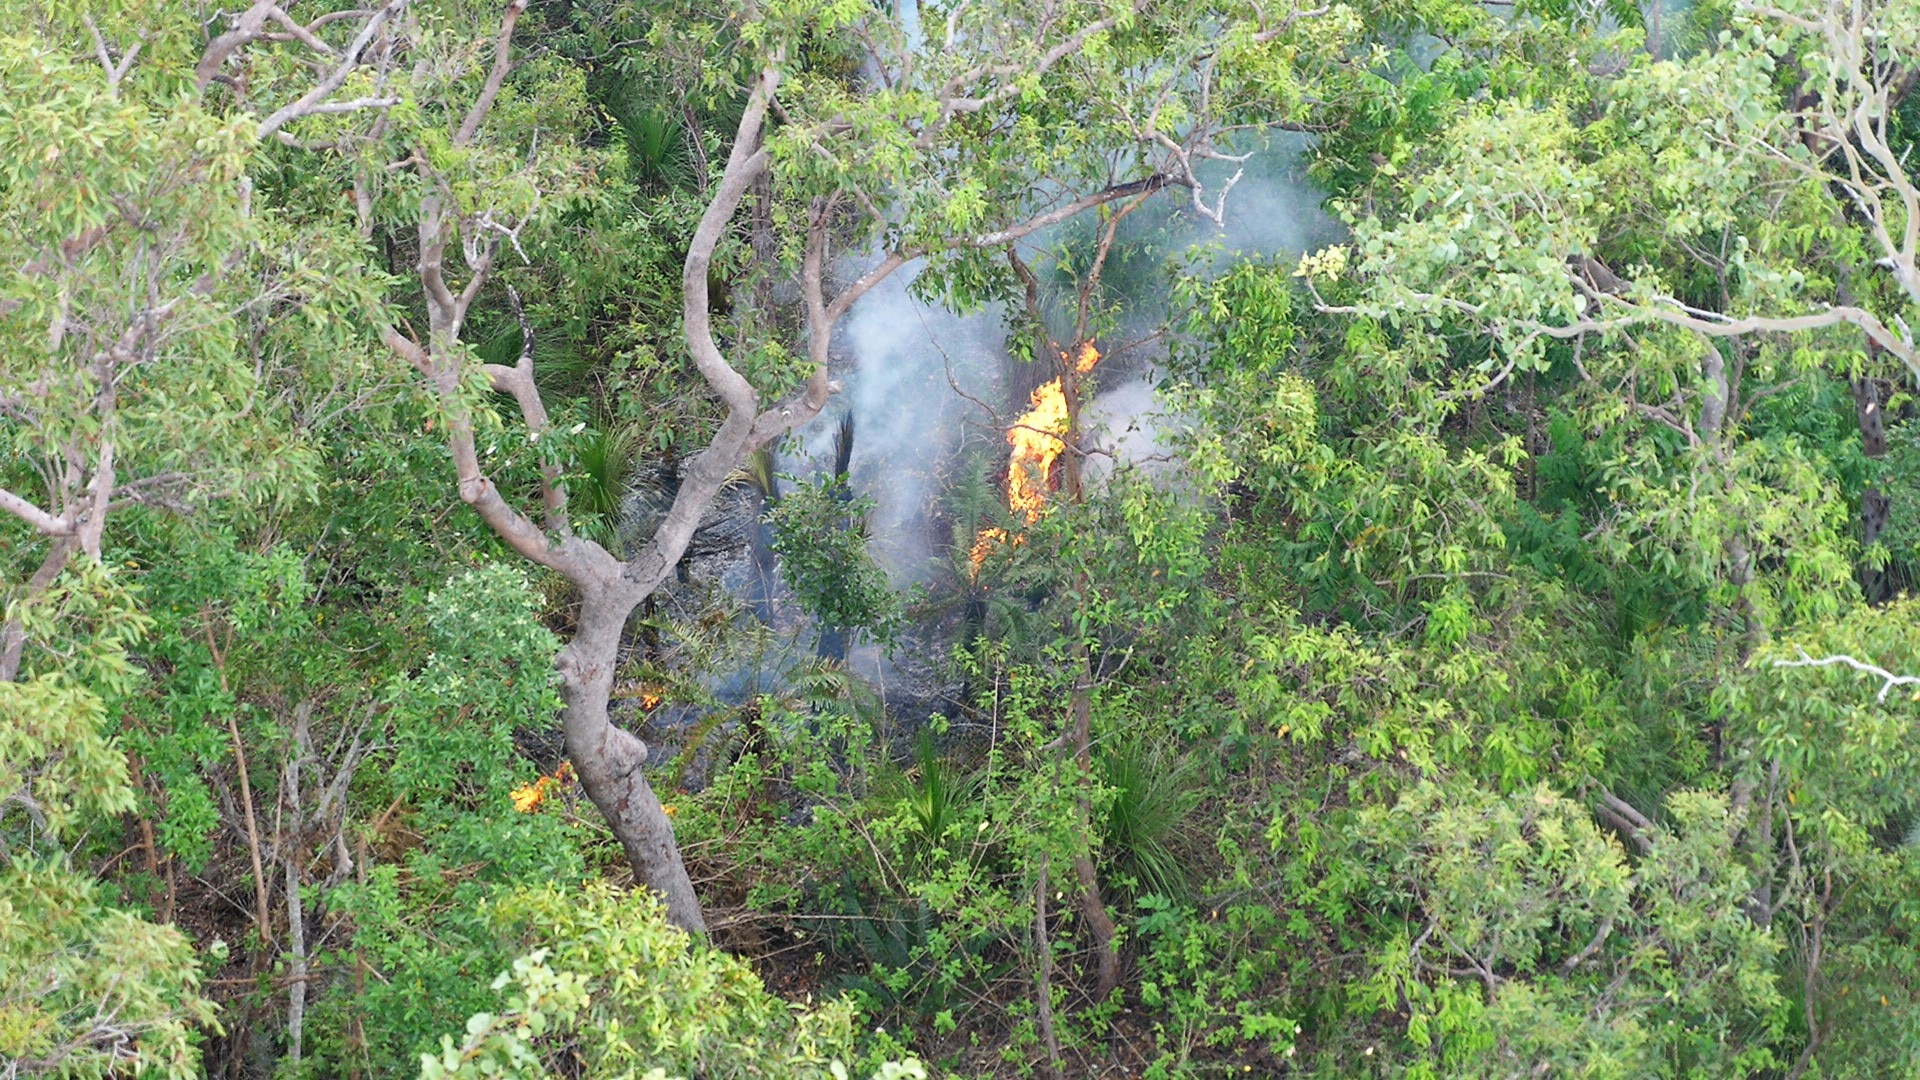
[1057,342,1120,998]
[1066,653,1121,998]
[560,592,704,931]
[1006,235,1132,1000]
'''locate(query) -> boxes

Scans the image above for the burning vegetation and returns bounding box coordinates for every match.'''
[510,761,574,813]
[971,342,1101,570]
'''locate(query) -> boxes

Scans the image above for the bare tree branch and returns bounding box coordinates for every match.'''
[1594,787,1655,856]
[1773,648,1920,703]
[1560,916,1615,973]
[255,0,406,141]
[456,0,528,147]
[682,106,776,413]
[383,326,589,577]
[816,174,1175,331]
[1312,278,1918,378]
[0,488,69,536]
[623,62,788,593]
[196,1,279,92]
[81,14,142,95]
[481,286,567,535]
[917,10,1131,148]
[968,174,1172,249]
[265,6,339,56]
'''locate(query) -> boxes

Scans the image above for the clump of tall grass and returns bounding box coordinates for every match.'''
[1100,734,1202,905]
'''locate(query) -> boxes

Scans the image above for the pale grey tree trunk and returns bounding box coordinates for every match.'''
[559,592,704,931]
[387,13,1224,935]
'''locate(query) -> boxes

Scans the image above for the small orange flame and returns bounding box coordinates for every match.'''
[510,761,574,813]
[1070,341,1099,374]
[970,343,1100,575]
[615,681,665,710]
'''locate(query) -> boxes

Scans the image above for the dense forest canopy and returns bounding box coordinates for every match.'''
[5,0,1920,1075]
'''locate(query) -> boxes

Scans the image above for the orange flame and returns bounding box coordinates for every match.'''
[615,681,665,711]
[969,526,1012,567]
[510,761,574,813]
[971,343,1100,573]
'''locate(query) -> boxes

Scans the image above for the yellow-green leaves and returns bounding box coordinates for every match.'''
[0,675,132,839]
[425,882,923,1078]
[0,862,216,1078]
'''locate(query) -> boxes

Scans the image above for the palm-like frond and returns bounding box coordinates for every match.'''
[1101,735,1203,904]
[573,422,647,549]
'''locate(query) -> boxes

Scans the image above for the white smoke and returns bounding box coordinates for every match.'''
[1182,131,1343,263]
[1073,133,1339,488]
[797,131,1338,583]
[797,260,1008,583]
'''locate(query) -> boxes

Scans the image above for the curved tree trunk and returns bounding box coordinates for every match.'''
[560,594,704,932]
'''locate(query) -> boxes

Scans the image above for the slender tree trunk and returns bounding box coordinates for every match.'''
[282,760,308,1069]
[1056,345,1121,999]
[1852,371,1892,604]
[129,753,174,923]
[208,622,274,946]
[1006,239,1125,999]
[749,167,777,318]
[749,487,778,626]
[1697,342,1778,875]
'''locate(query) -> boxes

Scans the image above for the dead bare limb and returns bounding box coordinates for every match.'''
[1773,648,1920,703]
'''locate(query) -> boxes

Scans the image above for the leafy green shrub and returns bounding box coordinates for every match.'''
[0,563,216,1077]
[304,565,590,1076]
[768,476,904,648]
[1353,781,1786,1078]
[423,881,924,1080]
[1132,896,1298,1078]
[0,859,219,1078]
[878,733,985,876]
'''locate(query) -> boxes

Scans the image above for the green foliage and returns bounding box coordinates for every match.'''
[0,561,215,1074]
[569,420,649,548]
[0,860,219,1077]
[879,733,985,877]
[302,564,588,1077]
[1354,782,1784,1077]
[424,881,925,1079]
[769,476,905,648]
[1098,735,1202,905]
[1132,896,1297,1078]
[387,564,563,805]
[12,1,1920,1076]
[0,560,147,840]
